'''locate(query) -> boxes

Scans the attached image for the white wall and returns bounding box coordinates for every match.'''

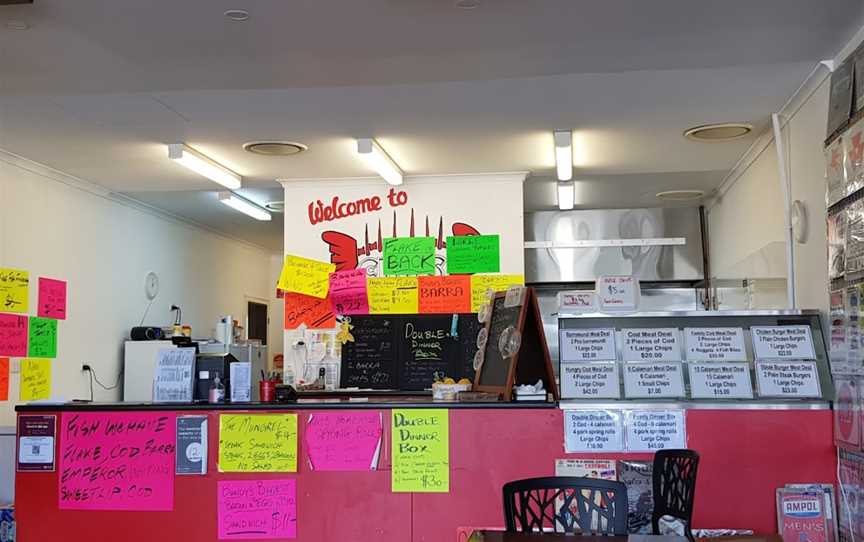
[707,75,830,315]
[0,154,277,426]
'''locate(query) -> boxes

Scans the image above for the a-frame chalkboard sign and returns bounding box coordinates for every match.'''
[472,287,558,401]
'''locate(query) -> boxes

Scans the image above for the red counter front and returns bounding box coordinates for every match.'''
[15,405,834,542]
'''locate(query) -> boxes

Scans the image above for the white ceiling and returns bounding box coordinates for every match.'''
[0,0,862,251]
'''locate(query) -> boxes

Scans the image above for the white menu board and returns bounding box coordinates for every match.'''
[597,275,639,311]
[684,327,747,362]
[688,363,753,399]
[755,361,821,398]
[559,328,617,362]
[621,328,681,362]
[623,362,685,398]
[624,410,686,452]
[560,363,621,399]
[563,410,624,452]
[750,326,816,360]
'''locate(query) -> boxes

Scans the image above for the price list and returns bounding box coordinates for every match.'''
[623,362,685,398]
[750,326,815,360]
[688,363,753,399]
[560,363,620,399]
[684,327,746,362]
[563,410,624,452]
[559,328,616,362]
[621,328,681,362]
[755,361,821,398]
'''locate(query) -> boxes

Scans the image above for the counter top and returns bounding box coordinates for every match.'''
[15,397,557,412]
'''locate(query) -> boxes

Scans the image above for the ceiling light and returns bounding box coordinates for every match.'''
[684,123,753,142]
[243,141,308,156]
[554,130,573,181]
[224,9,249,22]
[558,182,575,211]
[356,138,403,186]
[218,192,271,221]
[168,144,242,190]
[656,190,705,202]
[455,0,481,9]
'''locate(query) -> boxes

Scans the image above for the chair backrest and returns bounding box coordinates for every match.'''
[502,476,629,535]
[652,449,700,540]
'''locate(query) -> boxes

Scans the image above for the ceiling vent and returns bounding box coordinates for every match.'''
[242,141,308,156]
[656,190,705,202]
[683,123,752,142]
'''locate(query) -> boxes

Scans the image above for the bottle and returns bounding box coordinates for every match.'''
[209,375,225,403]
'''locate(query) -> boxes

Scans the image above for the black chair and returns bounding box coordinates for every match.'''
[652,449,700,542]
[502,476,629,535]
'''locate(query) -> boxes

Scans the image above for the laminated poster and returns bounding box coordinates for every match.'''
[218,479,297,540]
[176,416,208,475]
[17,414,56,472]
[277,255,334,299]
[562,410,624,452]
[618,460,653,534]
[0,268,29,314]
[391,409,449,492]
[305,411,382,471]
[58,412,176,510]
[219,414,298,472]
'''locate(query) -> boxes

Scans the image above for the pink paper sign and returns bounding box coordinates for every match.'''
[38,278,67,320]
[0,313,27,357]
[218,479,297,540]
[329,269,369,315]
[305,412,382,471]
[58,412,176,510]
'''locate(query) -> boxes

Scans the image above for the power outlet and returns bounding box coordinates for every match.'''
[10,359,20,374]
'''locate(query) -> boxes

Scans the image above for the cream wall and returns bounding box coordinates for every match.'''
[707,76,830,314]
[0,153,277,426]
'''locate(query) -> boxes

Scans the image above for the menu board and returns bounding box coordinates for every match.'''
[755,361,821,398]
[477,296,521,388]
[560,363,620,399]
[399,316,458,390]
[621,328,681,362]
[623,362,685,398]
[688,363,753,399]
[563,410,624,452]
[684,327,746,362]
[559,328,616,362]
[624,410,686,452]
[340,317,397,389]
[750,326,816,360]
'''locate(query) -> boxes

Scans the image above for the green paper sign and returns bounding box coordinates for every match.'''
[383,237,436,276]
[446,235,500,274]
[28,317,57,358]
[391,409,449,492]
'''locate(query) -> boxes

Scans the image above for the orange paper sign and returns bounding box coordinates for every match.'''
[284,292,335,329]
[0,358,8,401]
[418,275,471,314]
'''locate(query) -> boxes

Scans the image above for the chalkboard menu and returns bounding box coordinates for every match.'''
[340,317,397,388]
[477,296,522,388]
[340,314,479,390]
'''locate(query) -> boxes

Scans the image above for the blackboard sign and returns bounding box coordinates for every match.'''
[340,316,397,388]
[340,314,479,390]
[477,296,522,388]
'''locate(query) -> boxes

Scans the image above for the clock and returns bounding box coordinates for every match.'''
[145,272,160,301]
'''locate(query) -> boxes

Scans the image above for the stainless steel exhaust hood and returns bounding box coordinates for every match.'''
[524,208,704,283]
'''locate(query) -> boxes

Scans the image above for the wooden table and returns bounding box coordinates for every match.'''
[468,534,781,542]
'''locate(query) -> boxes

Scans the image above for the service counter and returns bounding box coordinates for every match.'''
[14,398,834,542]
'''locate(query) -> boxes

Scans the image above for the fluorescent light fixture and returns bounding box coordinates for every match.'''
[218,192,272,221]
[557,182,575,211]
[168,143,242,190]
[356,138,403,185]
[554,130,573,181]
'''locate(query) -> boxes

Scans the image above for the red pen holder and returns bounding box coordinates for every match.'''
[259,380,276,403]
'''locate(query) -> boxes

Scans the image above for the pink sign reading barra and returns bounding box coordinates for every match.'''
[218,479,297,540]
[59,412,176,510]
[305,411,382,471]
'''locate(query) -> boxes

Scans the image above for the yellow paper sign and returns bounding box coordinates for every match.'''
[392,409,449,492]
[277,255,335,299]
[367,277,418,314]
[470,274,525,312]
[20,358,51,401]
[218,413,298,472]
[0,268,29,314]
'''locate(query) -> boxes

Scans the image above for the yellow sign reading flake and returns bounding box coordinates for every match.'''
[277,255,335,299]
[392,409,449,492]
[368,277,418,314]
[0,268,29,314]
[20,358,51,401]
[470,274,525,312]
[218,413,298,472]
